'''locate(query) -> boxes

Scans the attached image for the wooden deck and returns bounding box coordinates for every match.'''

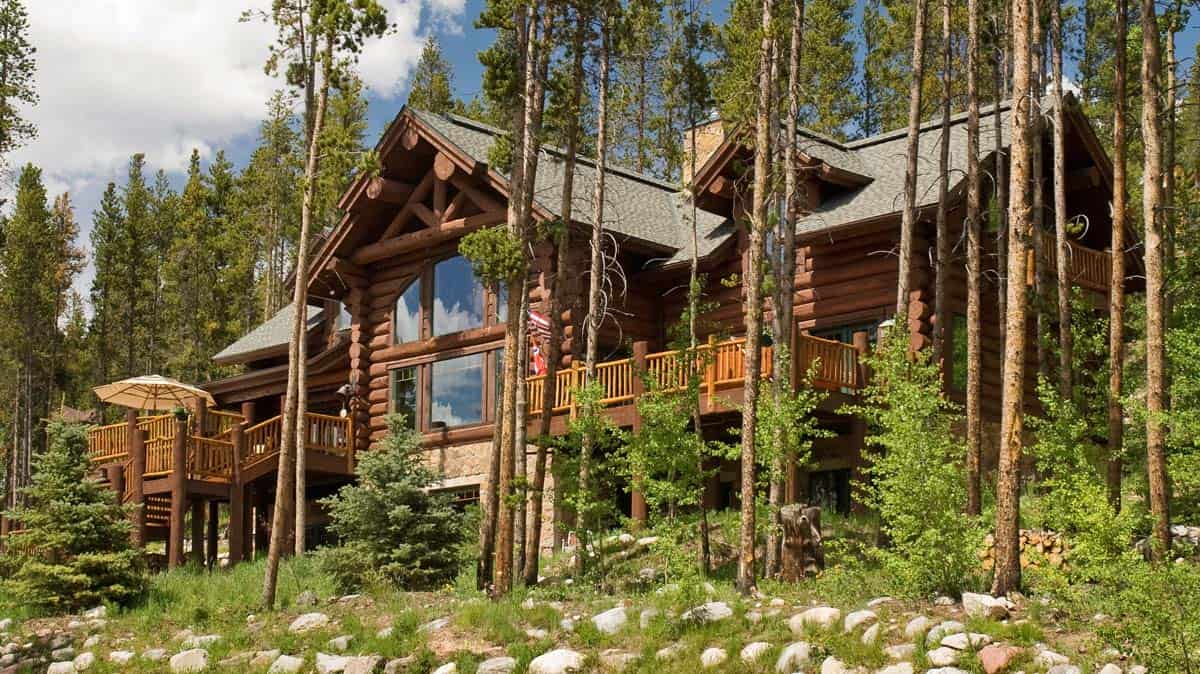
[1030,230,1113,293]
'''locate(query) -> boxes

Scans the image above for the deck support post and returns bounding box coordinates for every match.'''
[191,499,204,566]
[240,401,257,426]
[705,334,718,408]
[630,341,648,524]
[253,488,269,557]
[852,330,870,388]
[206,500,218,568]
[105,464,125,497]
[168,417,188,569]
[228,423,245,565]
[130,426,147,547]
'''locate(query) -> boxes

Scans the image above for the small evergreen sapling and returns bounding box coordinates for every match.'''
[0,422,146,614]
[319,415,465,591]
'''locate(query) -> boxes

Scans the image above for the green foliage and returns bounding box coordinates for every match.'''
[0,422,147,613]
[319,415,466,592]
[0,0,38,161]
[756,357,831,489]
[459,226,526,288]
[407,35,457,114]
[845,328,983,597]
[1092,560,1200,672]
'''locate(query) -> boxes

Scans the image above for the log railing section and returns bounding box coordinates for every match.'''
[1031,230,1113,293]
[86,422,129,464]
[189,437,234,480]
[136,414,174,442]
[797,334,862,391]
[144,437,173,477]
[243,415,282,469]
[304,413,352,457]
[203,410,244,440]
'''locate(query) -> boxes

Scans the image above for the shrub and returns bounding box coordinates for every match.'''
[319,415,465,592]
[845,327,983,597]
[0,421,147,613]
[1093,559,1200,672]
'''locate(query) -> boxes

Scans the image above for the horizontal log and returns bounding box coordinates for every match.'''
[366,176,415,204]
[354,210,508,266]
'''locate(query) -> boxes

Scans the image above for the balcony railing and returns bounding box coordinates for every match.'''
[1031,230,1113,292]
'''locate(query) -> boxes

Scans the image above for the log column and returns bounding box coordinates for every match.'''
[167,416,188,569]
[206,500,218,568]
[130,426,148,547]
[253,488,269,557]
[105,464,125,497]
[630,341,649,524]
[191,499,204,565]
[228,423,245,565]
[240,400,257,426]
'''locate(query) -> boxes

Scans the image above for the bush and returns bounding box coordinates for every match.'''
[0,421,147,614]
[319,415,465,592]
[1093,559,1200,671]
[845,327,983,598]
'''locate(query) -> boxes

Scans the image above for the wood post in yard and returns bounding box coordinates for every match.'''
[191,499,204,566]
[105,464,125,497]
[630,340,648,523]
[130,427,147,547]
[168,417,188,568]
[206,500,218,569]
[229,423,245,565]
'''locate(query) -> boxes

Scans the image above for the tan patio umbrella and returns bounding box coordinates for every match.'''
[92,375,215,412]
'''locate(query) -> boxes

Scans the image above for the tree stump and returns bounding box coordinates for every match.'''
[780,504,825,581]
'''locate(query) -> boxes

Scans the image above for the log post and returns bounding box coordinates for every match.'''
[130,428,147,546]
[206,500,218,569]
[706,334,718,407]
[228,423,245,565]
[105,464,125,497]
[569,361,581,419]
[168,417,188,569]
[240,401,257,426]
[193,401,208,438]
[253,488,269,557]
[191,499,204,566]
[852,330,870,389]
[630,341,649,524]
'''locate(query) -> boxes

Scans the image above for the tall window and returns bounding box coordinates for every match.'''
[431,353,486,427]
[389,366,419,429]
[433,256,485,337]
[394,278,421,343]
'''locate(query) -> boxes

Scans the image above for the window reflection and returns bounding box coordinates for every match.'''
[434,256,485,337]
[431,353,485,427]
[394,278,421,343]
[389,366,418,429]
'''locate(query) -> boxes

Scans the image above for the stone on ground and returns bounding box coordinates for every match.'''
[142,648,167,661]
[926,647,960,667]
[876,663,913,674]
[317,652,352,673]
[268,655,305,674]
[598,649,635,670]
[884,644,915,661]
[656,643,683,661]
[861,623,880,645]
[0,618,12,631]
[740,642,770,663]
[941,632,992,650]
[169,649,209,673]
[978,644,1021,674]
[419,617,451,633]
[927,669,969,674]
[72,651,96,670]
[926,620,965,646]
[289,612,331,633]
[296,590,320,607]
[528,648,586,674]
[182,634,221,648]
[328,635,354,652]
[525,628,549,640]
[343,655,383,674]
[790,606,842,633]
[108,650,134,665]
[700,647,727,668]
[1047,666,1081,674]
[82,607,106,620]
[592,607,628,635]
[904,616,933,639]
[1097,665,1123,674]
[962,593,1011,620]
[682,601,733,623]
[478,655,517,674]
[1034,649,1070,667]
[639,608,660,629]
[776,641,812,672]
[844,609,878,633]
[51,647,74,661]
[252,650,283,668]
[46,663,74,674]
[820,656,855,673]
[432,663,457,674]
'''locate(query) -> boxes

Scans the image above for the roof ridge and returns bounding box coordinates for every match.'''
[846,99,1014,149]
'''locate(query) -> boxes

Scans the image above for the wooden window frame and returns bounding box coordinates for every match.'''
[386,346,504,433]
[390,253,505,347]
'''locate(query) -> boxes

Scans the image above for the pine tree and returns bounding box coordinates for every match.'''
[145,170,178,375]
[1107,0,1129,510]
[896,0,927,319]
[88,183,124,412]
[164,151,217,382]
[0,0,37,166]
[407,35,456,114]
[315,74,369,233]
[612,0,665,175]
[0,422,146,613]
[47,193,84,406]
[964,0,983,516]
[119,155,152,377]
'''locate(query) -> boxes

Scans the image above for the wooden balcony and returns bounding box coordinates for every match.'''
[526,332,862,418]
[1030,229,1113,293]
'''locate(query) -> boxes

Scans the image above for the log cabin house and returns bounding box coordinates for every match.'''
[78,94,1137,568]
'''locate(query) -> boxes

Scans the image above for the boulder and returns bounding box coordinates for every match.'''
[51,647,75,661]
[82,636,100,649]
[0,619,11,632]
[700,647,727,668]
[296,590,320,607]
[525,628,549,640]
[343,656,384,674]
[903,616,933,639]
[384,657,415,674]
[876,664,913,674]
[169,649,209,673]
[591,607,628,635]
[289,612,331,633]
[820,656,854,674]
[431,664,457,674]
[528,649,586,674]
[182,634,221,648]
[316,653,350,673]
[844,609,878,633]
[268,655,305,674]
[1034,649,1070,668]
[72,652,96,670]
[478,656,517,674]
[219,652,253,667]
[682,601,733,623]
[790,606,842,633]
[419,618,450,633]
[775,641,812,672]
[926,647,960,667]
[978,644,1021,674]
[925,621,965,646]
[252,650,283,668]
[884,644,915,661]
[1097,665,1123,674]
[1047,666,1081,674]
[927,669,969,674]
[47,663,74,674]
[142,648,167,662]
[655,644,684,661]
[961,593,1011,620]
[108,651,134,665]
[941,632,992,650]
[328,635,354,652]
[740,642,770,663]
[81,607,106,620]
[861,623,880,645]
[598,650,635,670]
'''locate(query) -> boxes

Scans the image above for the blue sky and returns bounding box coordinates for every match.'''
[9,0,1200,307]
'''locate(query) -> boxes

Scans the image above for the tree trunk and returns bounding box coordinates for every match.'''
[1107,0,1128,511]
[992,0,1035,597]
[1051,0,1071,399]
[262,34,331,611]
[932,0,951,364]
[995,10,1009,365]
[1031,3,1049,384]
[737,0,773,597]
[896,0,927,322]
[1140,0,1171,559]
[765,26,783,582]
[965,0,983,517]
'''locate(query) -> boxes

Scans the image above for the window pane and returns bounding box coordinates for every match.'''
[389,366,418,429]
[434,256,485,336]
[394,279,421,343]
[431,353,485,427]
[336,302,351,330]
[497,283,509,323]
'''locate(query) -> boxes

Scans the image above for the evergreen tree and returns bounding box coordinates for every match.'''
[0,422,146,613]
[0,0,37,166]
[407,35,456,114]
[612,0,665,174]
[164,151,217,382]
[315,73,369,233]
[118,154,152,378]
[88,183,124,412]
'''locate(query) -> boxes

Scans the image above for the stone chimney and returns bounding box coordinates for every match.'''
[682,116,726,186]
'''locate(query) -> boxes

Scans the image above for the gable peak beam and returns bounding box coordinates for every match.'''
[366,177,415,205]
[353,209,509,266]
[380,172,435,240]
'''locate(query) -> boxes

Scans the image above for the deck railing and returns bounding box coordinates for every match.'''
[136,413,175,441]
[203,410,244,440]
[243,415,282,469]
[1031,230,1112,292]
[87,421,129,464]
[190,436,235,480]
[144,437,173,477]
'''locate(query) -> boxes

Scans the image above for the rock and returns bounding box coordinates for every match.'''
[251,650,283,668]
[169,649,210,673]
[317,653,350,674]
[820,656,853,674]
[376,626,394,639]
[478,656,517,674]
[700,647,727,668]
[926,621,965,646]
[1128,667,1148,674]
[289,612,331,633]
[941,632,992,650]
[926,669,969,674]
[219,652,253,667]
[926,647,960,667]
[740,642,771,663]
[419,617,450,633]
[977,645,1021,674]
[656,644,684,661]
[904,616,933,639]
[598,650,635,671]
[431,664,456,674]
[143,648,168,662]
[81,607,106,620]
[844,609,878,633]
[341,656,384,674]
[525,628,549,640]
[1097,665,1123,674]
[82,636,100,649]
[338,594,364,603]
[50,634,72,649]
[934,596,955,606]
[528,648,586,674]
[746,610,763,624]
[47,663,75,674]
[269,655,306,673]
[682,601,732,623]
[592,607,628,635]
[182,634,221,648]
[867,596,895,608]
[876,664,913,674]
[384,658,414,674]
[328,635,354,652]
[776,642,812,672]
[558,618,575,632]
[862,623,880,645]
[108,651,134,665]
[637,567,658,583]
[1035,649,1070,668]
[962,593,1011,620]
[1047,666,1081,674]
[0,619,11,632]
[790,606,842,633]
[296,590,320,607]
[73,652,96,670]
[639,608,660,629]
[884,644,915,661]
[51,647,75,661]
